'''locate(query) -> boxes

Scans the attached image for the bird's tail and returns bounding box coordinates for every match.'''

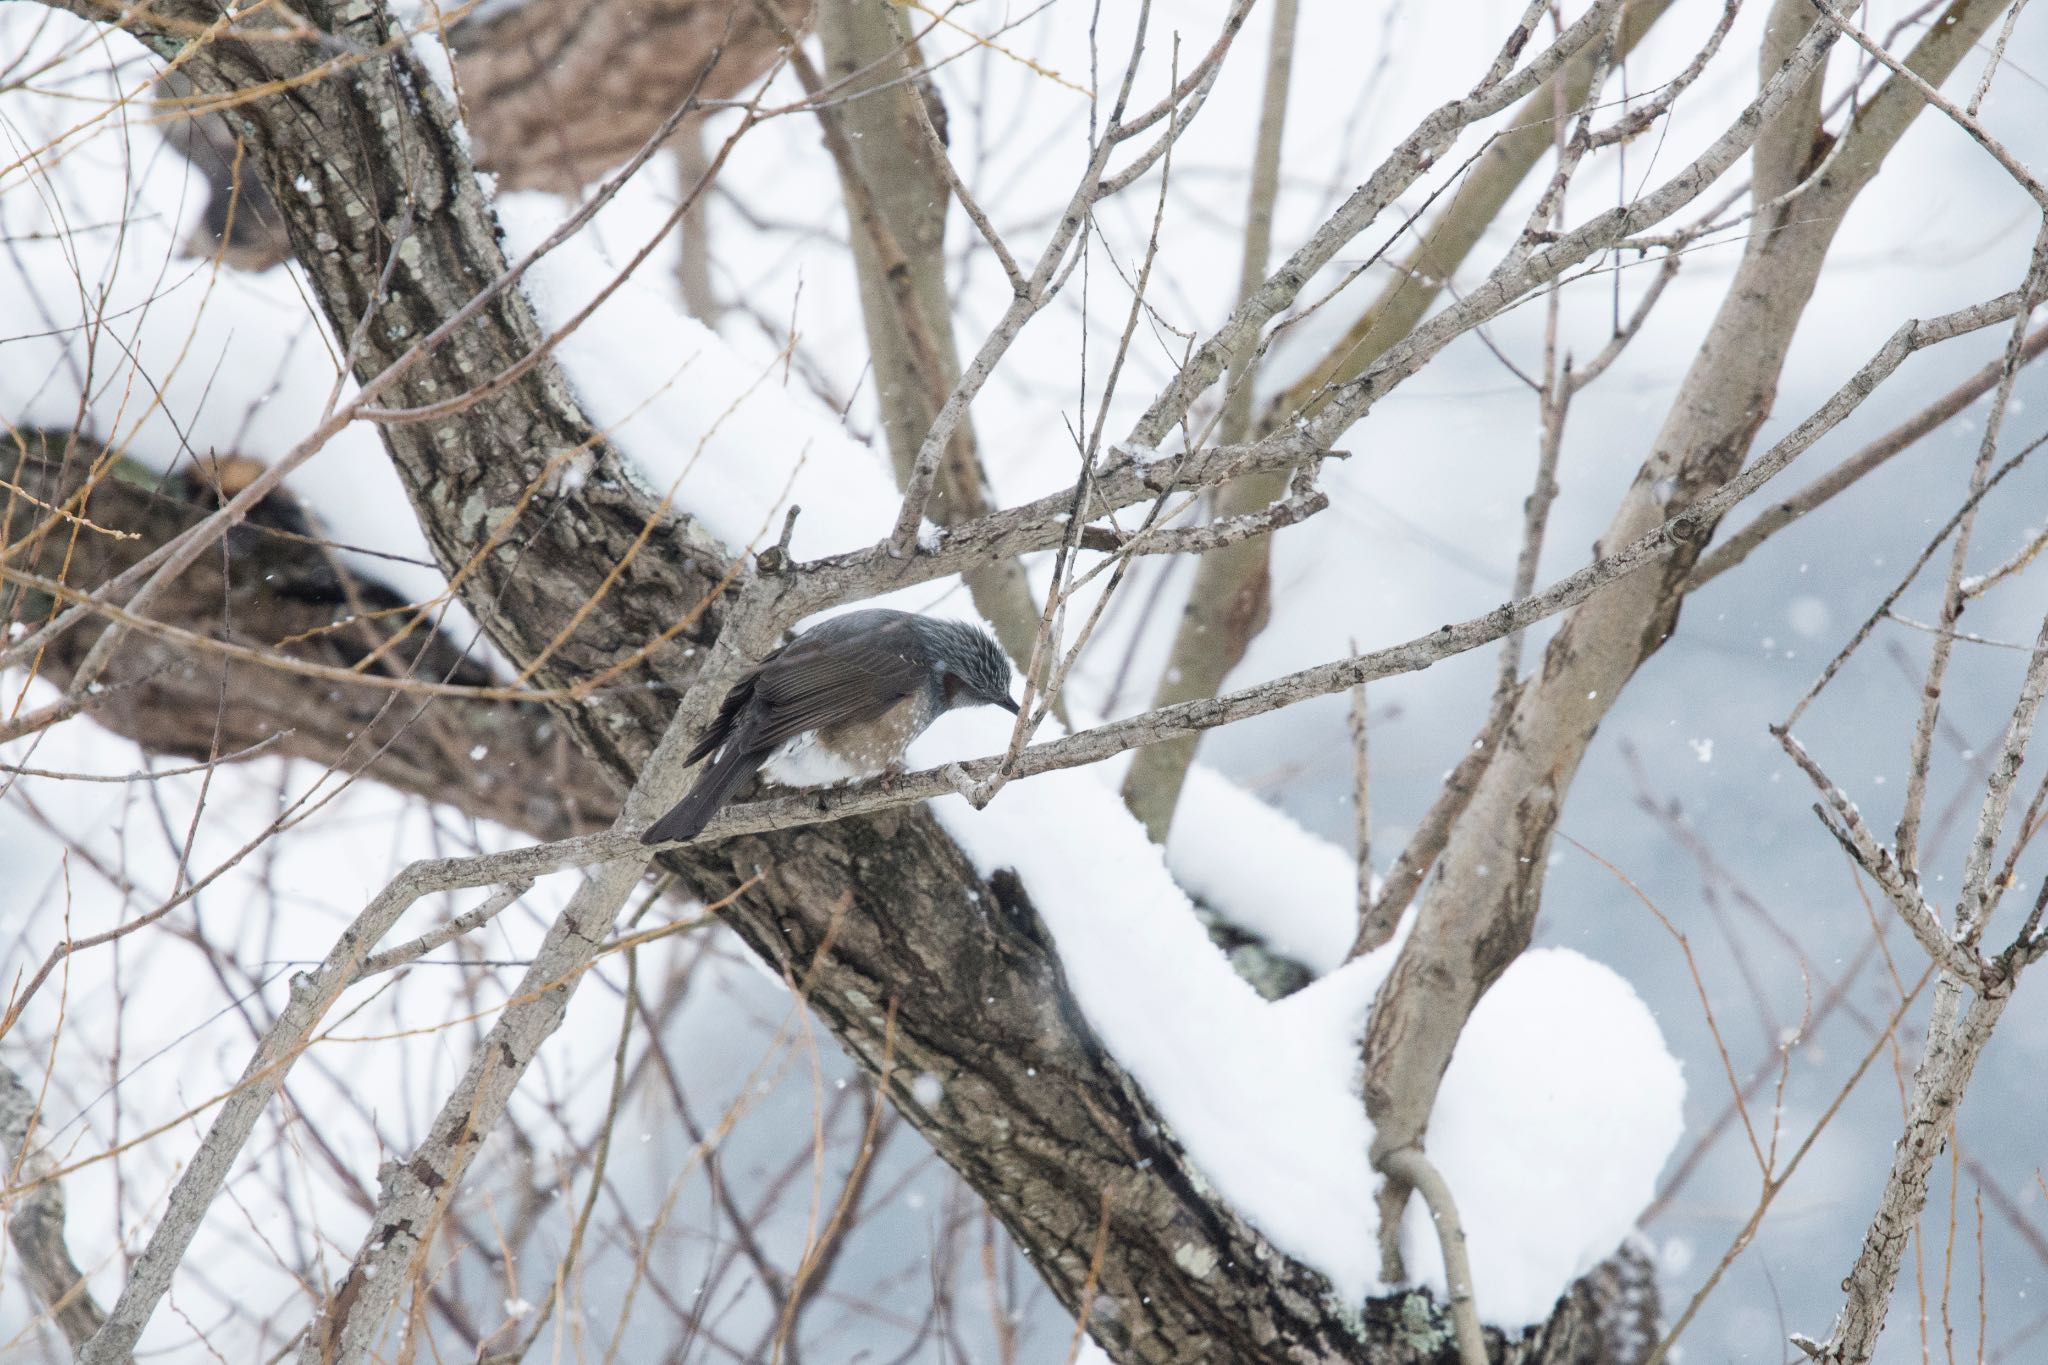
[640,747,764,846]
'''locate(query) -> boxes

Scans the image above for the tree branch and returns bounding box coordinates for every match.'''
[1,1062,108,1351]
[2,432,619,842]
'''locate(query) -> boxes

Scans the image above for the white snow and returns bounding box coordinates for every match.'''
[923,705,1685,1326]
[492,192,902,563]
[0,16,479,657]
[1166,765,1360,975]
[1786,595,1830,639]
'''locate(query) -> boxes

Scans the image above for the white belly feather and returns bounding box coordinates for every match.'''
[757,692,933,788]
[761,732,870,787]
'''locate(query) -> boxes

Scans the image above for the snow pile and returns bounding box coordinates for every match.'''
[494,193,902,564]
[1415,949,1686,1317]
[924,707,1683,1326]
[1167,764,1360,974]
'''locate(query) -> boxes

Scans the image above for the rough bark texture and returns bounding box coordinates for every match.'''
[26,3,1669,1359]
[1,1064,107,1352]
[4,432,616,840]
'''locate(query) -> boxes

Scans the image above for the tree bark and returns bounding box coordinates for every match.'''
[3,431,616,840]
[159,0,813,265]
[0,1064,107,1352]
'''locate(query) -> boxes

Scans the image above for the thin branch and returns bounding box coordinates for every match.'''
[1131,0,1629,444]
[1377,1146,1486,1365]
[351,879,535,980]
[1963,525,2048,600]
[0,730,291,782]
[1898,223,2048,873]
[1349,665,1377,951]
[1,1062,107,1350]
[1783,431,2048,732]
[1775,729,1993,989]
[904,67,1022,294]
[787,438,1341,614]
[1813,0,2047,206]
[1692,322,2048,589]
[1954,608,2048,941]
[70,851,489,1362]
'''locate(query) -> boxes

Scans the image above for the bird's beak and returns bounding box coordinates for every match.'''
[994,693,1021,715]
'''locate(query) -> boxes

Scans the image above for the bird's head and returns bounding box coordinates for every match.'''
[924,618,1021,715]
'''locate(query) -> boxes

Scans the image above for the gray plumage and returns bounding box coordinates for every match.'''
[641,609,1020,846]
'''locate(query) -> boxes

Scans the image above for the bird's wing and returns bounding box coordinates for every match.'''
[683,665,759,766]
[742,622,928,752]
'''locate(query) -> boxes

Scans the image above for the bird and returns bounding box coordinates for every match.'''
[640,608,1020,847]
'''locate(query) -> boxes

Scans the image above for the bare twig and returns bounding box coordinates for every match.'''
[351,879,535,980]
[1693,322,2048,589]
[1349,664,1375,949]
[1377,1146,1486,1365]
[1119,0,1298,841]
[1775,729,1993,989]
[1813,1,2047,206]
[1905,224,2048,876]
[1132,0,1630,445]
